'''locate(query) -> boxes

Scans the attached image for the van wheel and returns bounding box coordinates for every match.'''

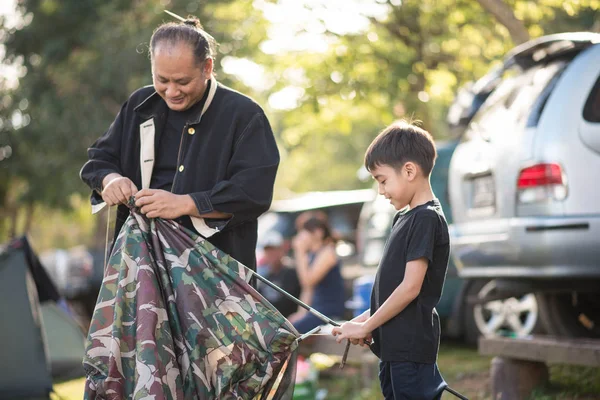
[463,280,542,345]
[537,292,600,338]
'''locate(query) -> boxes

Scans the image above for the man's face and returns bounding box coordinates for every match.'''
[151,42,212,111]
[262,246,285,268]
[370,163,413,210]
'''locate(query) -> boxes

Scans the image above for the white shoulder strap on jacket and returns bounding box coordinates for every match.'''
[190,76,219,237]
[91,117,155,215]
[139,118,155,190]
[190,75,220,238]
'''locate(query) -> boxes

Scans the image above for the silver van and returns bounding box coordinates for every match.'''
[448,33,600,338]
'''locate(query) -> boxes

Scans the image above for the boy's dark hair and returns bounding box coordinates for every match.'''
[364,120,437,176]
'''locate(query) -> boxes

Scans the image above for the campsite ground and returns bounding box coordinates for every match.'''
[51,342,600,400]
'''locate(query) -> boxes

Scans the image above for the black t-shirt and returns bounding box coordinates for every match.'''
[257,266,301,318]
[370,199,450,363]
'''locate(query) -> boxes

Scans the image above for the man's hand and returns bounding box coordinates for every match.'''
[102,174,138,206]
[332,321,372,347]
[134,189,194,219]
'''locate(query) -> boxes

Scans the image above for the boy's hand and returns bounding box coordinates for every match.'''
[351,312,369,324]
[332,322,371,347]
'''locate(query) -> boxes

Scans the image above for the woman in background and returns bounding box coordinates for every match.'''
[289,217,346,333]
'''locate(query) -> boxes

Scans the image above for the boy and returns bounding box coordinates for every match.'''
[332,121,449,400]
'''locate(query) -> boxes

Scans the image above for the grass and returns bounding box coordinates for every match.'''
[437,342,492,400]
[316,342,494,400]
[317,341,600,400]
[51,378,86,400]
[529,364,600,400]
[50,343,600,400]
[437,342,600,400]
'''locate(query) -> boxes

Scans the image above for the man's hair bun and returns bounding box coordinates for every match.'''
[184,17,202,29]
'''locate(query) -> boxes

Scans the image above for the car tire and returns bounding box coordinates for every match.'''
[463,279,543,345]
[537,292,600,339]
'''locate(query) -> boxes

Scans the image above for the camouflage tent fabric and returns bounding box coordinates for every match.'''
[83,207,299,399]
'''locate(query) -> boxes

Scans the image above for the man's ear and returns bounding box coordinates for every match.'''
[404,161,418,181]
[203,58,214,77]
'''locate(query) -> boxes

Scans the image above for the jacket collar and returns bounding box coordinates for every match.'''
[134,75,218,123]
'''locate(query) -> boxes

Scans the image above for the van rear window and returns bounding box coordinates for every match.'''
[526,69,565,128]
[583,75,600,123]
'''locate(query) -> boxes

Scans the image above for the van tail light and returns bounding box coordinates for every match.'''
[517,163,567,204]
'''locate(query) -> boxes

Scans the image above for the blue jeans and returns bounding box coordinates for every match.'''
[379,361,446,400]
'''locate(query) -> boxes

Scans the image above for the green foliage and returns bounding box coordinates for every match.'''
[269,0,599,193]
[0,0,598,244]
[2,0,271,205]
[0,0,271,242]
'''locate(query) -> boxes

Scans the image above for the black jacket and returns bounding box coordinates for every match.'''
[80,82,279,271]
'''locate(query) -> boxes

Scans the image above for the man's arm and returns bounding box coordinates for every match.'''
[181,195,232,219]
[187,112,279,228]
[80,100,129,207]
[134,190,232,219]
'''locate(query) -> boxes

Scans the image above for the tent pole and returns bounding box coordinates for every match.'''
[250,270,340,327]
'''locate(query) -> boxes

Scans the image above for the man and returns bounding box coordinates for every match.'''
[80,18,279,272]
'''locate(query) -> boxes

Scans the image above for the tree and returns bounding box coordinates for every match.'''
[267,0,599,193]
[476,0,529,44]
[0,0,272,242]
[1,0,598,243]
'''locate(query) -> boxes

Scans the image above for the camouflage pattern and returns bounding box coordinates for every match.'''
[83,208,299,399]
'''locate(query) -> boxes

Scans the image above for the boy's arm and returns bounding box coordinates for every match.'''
[332,258,428,342]
[363,257,428,332]
[352,309,370,323]
[333,212,437,342]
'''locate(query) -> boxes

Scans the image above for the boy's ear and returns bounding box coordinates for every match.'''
[404,161,418,181]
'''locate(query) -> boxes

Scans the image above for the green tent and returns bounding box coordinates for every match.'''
[41,301,86,380]
[0,237,86,399]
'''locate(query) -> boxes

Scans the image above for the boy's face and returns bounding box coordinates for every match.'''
[371,163,415,210]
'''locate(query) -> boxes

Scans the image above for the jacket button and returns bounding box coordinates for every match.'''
[179,165,184,172]
[188,127,195,135]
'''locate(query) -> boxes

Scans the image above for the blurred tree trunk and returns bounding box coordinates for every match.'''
[370,3,434,130]
[23,203,35,234]
[8,206,18,239]
[477,0,530,44]
[0,213,5,240]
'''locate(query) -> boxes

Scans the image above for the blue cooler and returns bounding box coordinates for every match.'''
[347,275,375,318]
